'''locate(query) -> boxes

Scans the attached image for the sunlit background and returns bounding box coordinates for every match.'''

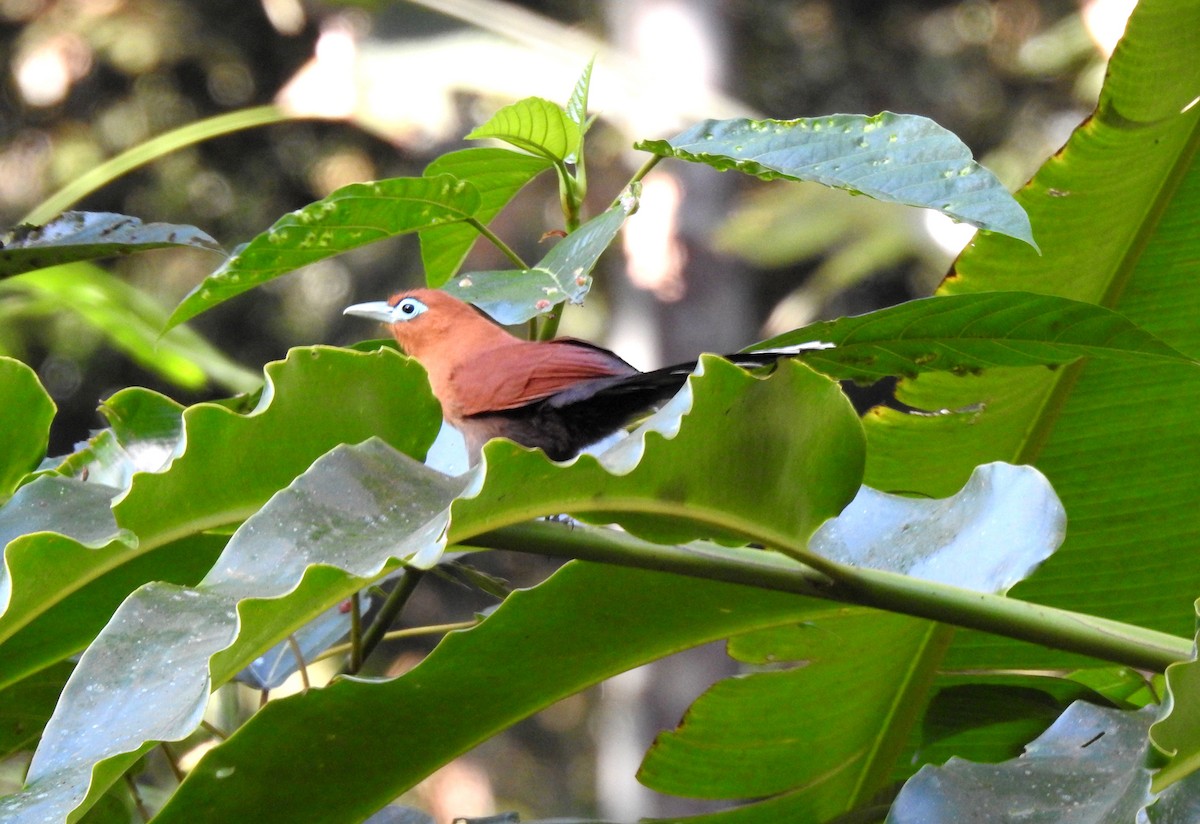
[0,0,1132,819]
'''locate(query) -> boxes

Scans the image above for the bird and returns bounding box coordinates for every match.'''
[344,289,805,463]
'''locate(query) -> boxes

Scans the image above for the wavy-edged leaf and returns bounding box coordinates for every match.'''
[890,702,1157,824]
[466,97,580,165]
[9,357,862,821]
[443,186,639,324]
[1149,599,1200,792]
[420,149,552,286]
[158,564,838,824]
[635,113,1036,248]
[812,462,1064,592]
[0,358,54,498]
[0,212,222,278]
[7,440,467,824]
[900,674,1118,780]
[0,348,439,698]
[47,386,184,494]
[756,292,1196,382]
[3,263,259,392]
[863,0,1200,672]
[166,175,482,329]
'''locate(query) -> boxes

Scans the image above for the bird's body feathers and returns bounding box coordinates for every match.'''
[344,289,786,462]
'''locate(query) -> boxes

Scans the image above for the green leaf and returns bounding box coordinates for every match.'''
[565,59,594,132]
[755,292,1197,382]
[157,564,838,824]
[11,441,467,824]
[635,112,1036,248]
[466,97,581,165]
[9,358,863,821]
[863,0,1200,672]
[0,212,222,278]
[420,148,552,286]
[458,358,864,547]
[165,175,482,329]
[46,387,184,490]
[890,702,1158,823]
[1150,600,1200,791]
[638,611,944,817]
[811,462,1064,592]
[902,674,1116,778]
[0,347,439,699]
[0,660,72,760]
[0,358,54,498]
[3,264,260,392]
[442,186,639,325]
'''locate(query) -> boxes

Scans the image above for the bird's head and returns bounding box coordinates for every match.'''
[343,288,511,359]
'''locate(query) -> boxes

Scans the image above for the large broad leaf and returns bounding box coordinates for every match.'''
[635,113,1035,248]
[0,212,222,278]
[6,358,864,822]
[0,358,54,499]
[466,97,581,165]
[637,612,945,821]
[3,263,260,392]
[0,348,439,698]
[442,186,639,325]
[166,175,482,329]
[889,702,1159,823]
[755,291,1197,382]
[863,0,1200,673]
[153,457,1068,824]
[420,148,553,286]
[160,563,842,824]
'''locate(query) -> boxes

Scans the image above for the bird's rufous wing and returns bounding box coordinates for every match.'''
[450,339,638,416]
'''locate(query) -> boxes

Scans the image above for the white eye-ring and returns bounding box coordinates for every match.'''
[392,297,428,321]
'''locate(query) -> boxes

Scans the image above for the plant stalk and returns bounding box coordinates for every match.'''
[476,520,1192,673]
[22,105,296,226]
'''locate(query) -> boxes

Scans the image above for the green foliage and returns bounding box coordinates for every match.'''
[0,213,222,278]
[635,112,1037,249]
[1,4,1199,820]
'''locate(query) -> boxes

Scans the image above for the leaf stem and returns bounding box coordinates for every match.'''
[629,153,663,186]
[348,592,363,673]
[356,568,426,668]
[21,105,295,226]
[476,521,1192,673]
[465,218,528,269]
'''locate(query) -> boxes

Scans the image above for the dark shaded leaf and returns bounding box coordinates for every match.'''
[889,702,1156,823]
[757,292,1197,383]
[0,212,222,278]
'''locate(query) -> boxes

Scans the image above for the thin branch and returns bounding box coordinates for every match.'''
[348,592,363,673]
[314,620,479,664]
[286,635,311,692]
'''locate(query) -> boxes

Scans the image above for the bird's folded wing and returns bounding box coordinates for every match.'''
[451,338,639,416]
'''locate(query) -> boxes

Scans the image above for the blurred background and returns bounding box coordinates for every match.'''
[0,0,1132,819]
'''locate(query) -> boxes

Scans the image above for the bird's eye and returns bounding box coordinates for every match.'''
[393,297,427,320]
